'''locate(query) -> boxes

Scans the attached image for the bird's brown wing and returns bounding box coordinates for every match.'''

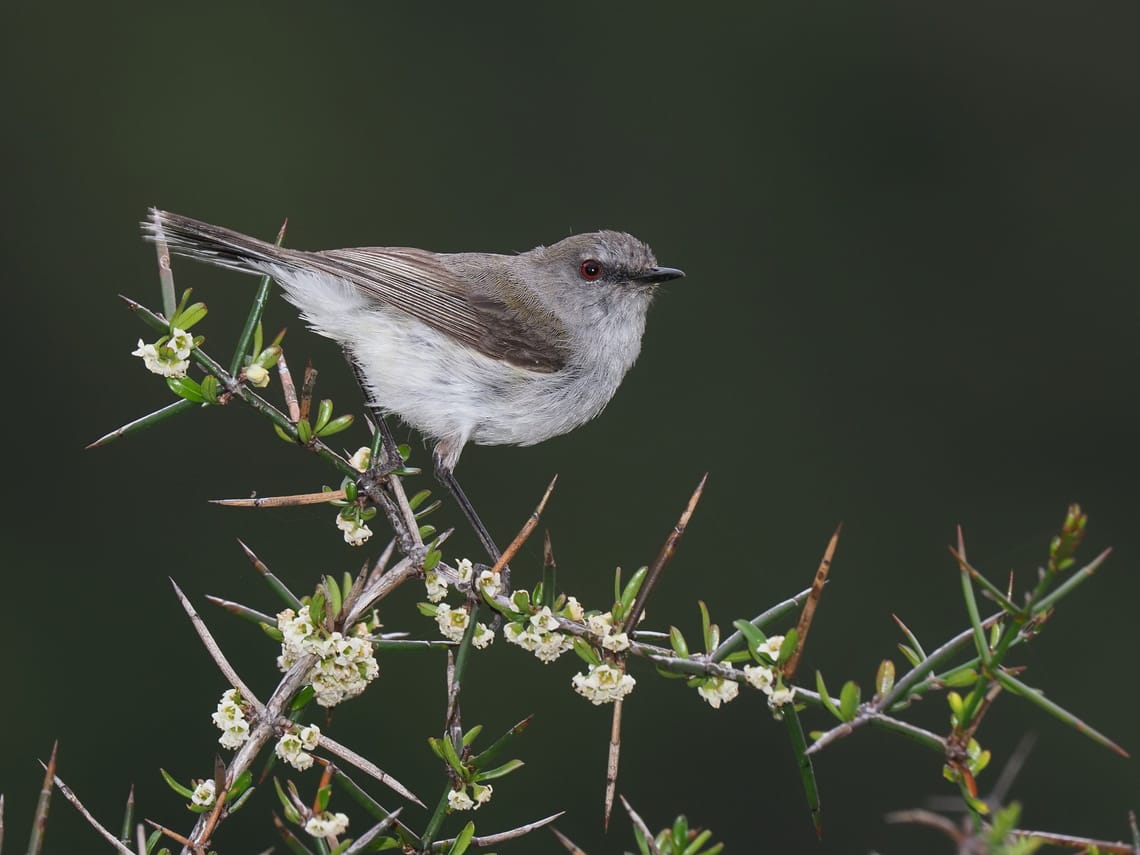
[315,247,568,372]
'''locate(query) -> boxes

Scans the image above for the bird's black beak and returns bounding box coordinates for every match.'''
[632,266,685,284]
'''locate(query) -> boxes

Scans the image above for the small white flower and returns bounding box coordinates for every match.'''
[530,606,560,633]
[572,664,636,705]
[743,664,775,693]
[166,328,193,359]
[600,630,630,652]
[347,446,371,471]
[477,569,501,599]
[298,724,321,751]
[293,752,314,770]
[534,631,573,663]
[760,635,785,663]
[276,732,304,761]
[218,719,250,749]
[586,612,613,637]
[448,787,474,811]
[132,338,189,378]
[768,686,796,709]
[190,779,216,807]
[455,558,474,584]
[244,363,270,388]
[563,596,584,621]
[472,782,493,806]
[424,570,448,602]
[305,811,349,838]
[472,622,495,649]
[697,676,740,709]
[336,511,372,546]
[435,604,469,642]
[503,621,542,651]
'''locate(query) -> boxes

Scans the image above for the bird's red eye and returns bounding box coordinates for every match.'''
[580,259,603,280]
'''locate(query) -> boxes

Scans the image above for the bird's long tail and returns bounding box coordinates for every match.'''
[142,208,290,275]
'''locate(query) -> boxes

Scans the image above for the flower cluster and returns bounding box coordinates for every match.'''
[305,811,349,839]
[448,783,493,812]
[211,688,251,749]
[132,327,193,378]
[277,606,380,707]
[275,723,321,771]
[504,606,574,663]
[696,633,796,712]
[571,663,636,705]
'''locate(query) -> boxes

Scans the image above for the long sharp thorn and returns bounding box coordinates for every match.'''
[624,473,707,633]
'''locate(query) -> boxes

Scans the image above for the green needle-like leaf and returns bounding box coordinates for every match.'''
[230,221,286,376]
[783,704,823,838]
[472,715,533,769]
[87,398,197,448]
[993,670,1129,758]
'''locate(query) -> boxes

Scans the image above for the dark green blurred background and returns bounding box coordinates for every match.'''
[3,4,1138,853]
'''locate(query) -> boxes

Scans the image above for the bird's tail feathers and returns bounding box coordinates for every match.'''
[142,208,288,275]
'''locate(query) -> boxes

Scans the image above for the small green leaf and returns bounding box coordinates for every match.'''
[296,418,312,444]
[272,778,300,824]
[815,671,842,721]
[314,399,334,433]
[438,736,466,776]
[777,629,798,665]
[423,549,442,571]
[273,423,295,444]
[316,783,332,812]
[227,769,254,801]
[619,566,649,612]
[699,601,712,650]
[731,619,768,660]
[324,574,342,619]
[254,344,282,370]
[897,643,922,667]
[447,821,476,855]
[462,725,483,747]
[166,376,206,403]
[408,489,432,511]
[941,666,979,687]
[317,413,354,437]
[473,759,523,781]
[172,301,208,330]
[573,638,601,666]
[875,659,895,697]
[669,626,690,658]
[289,685,315,712]
[418,524,437,540]
[159,769,194,799]
[199,375,218,404]
[838,680,861,721]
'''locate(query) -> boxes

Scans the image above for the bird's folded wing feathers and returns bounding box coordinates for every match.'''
[318,247,568,373]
